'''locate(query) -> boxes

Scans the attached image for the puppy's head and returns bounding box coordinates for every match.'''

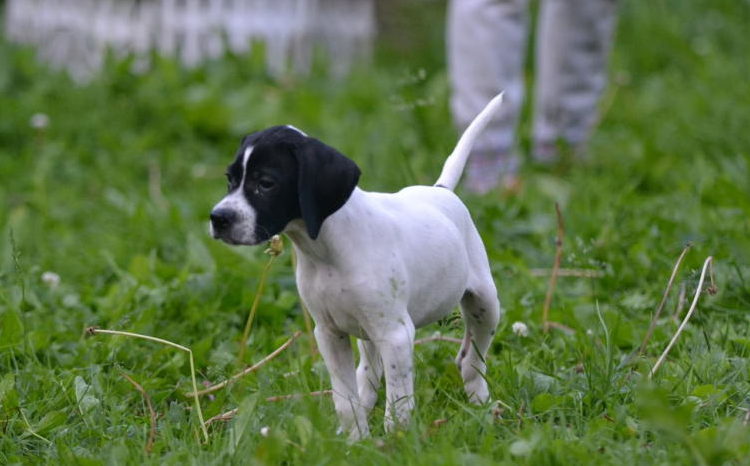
[210,126,360,245]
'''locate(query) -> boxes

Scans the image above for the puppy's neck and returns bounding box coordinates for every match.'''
[285,187,364,264]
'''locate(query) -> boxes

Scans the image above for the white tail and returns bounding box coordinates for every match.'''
[435,92,504,191]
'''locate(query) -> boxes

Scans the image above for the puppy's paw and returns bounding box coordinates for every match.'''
[337,424,370,443]
[465,378,490,404]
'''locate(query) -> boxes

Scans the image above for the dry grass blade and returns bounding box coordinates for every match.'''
[431,419,448,428]
[206,408,239,426]
[546,321,576,335]
[639,244,692,356]
[649,256,715,379]
[19,408,51,444]
[121,372,158,454]
[542,203,565,332]
[85,327,209,442]
[743,408,750,426]
[414,335,462,345]
[188,331,302,398]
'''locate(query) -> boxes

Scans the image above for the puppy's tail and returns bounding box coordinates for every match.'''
[434,92,504,191]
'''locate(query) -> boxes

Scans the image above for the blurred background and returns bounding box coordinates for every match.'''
[1,0,749,463]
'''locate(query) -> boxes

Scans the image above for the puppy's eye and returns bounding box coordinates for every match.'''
[258,177,276,191]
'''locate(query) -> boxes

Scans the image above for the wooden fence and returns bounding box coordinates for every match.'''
[4,0,375,81]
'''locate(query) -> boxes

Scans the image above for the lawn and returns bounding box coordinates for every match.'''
[1,0,750,464]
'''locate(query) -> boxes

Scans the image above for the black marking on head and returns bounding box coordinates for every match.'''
[225,126,360,242]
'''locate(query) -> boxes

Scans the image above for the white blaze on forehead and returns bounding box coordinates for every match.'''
[286,125,307,136]
[240,146,254,188]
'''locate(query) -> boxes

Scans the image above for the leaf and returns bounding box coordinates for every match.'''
[691,384,720,399]
[231,394,259,450]
[74,376,100,415]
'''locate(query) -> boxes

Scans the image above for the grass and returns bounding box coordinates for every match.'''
[1,0,750,463]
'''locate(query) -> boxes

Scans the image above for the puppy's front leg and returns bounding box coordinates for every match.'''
[314,326,369,440]
[356,339,383,414]
[375,318,416,432]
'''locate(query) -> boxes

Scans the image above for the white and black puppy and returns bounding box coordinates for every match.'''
[210,94,504,440]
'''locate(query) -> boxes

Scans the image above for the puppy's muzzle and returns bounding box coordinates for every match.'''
[210,208,237,237]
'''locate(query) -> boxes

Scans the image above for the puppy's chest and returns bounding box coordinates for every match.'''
[296,264,399,339]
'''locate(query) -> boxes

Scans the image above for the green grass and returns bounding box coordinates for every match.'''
[2,0,750,464]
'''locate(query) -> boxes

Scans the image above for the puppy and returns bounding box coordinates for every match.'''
[210,94,504,440]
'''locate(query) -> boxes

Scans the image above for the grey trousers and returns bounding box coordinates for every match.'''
[448,0,618,171]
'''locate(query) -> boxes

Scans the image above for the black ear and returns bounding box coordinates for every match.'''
[294,138,360,239]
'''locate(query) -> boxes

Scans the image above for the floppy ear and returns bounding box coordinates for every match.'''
[294,138,361,239]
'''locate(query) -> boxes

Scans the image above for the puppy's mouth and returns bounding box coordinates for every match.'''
[210,225,261,247]
[213,232,252,246]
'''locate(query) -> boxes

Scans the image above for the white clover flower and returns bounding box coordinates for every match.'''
[511,321,528,337]
[41,271,61,288]
[260,426,270,437]
[30,113,50,130]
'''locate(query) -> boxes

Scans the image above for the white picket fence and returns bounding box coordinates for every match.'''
[3,0,375,81]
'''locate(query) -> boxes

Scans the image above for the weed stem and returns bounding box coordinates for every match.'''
[639,243,692,356]
[188,331,302,398]
[238,235,284,363]
[649,257,715,379]
[542,203,565,332]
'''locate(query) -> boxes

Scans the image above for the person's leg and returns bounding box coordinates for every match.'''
[448,0,530,193]
[533,0,619,162]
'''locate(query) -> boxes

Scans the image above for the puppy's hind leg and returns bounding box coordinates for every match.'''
[356,339,383,414]
[457,281,500,404]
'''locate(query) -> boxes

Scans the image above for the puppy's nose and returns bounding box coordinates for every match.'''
[210,208,237,230]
